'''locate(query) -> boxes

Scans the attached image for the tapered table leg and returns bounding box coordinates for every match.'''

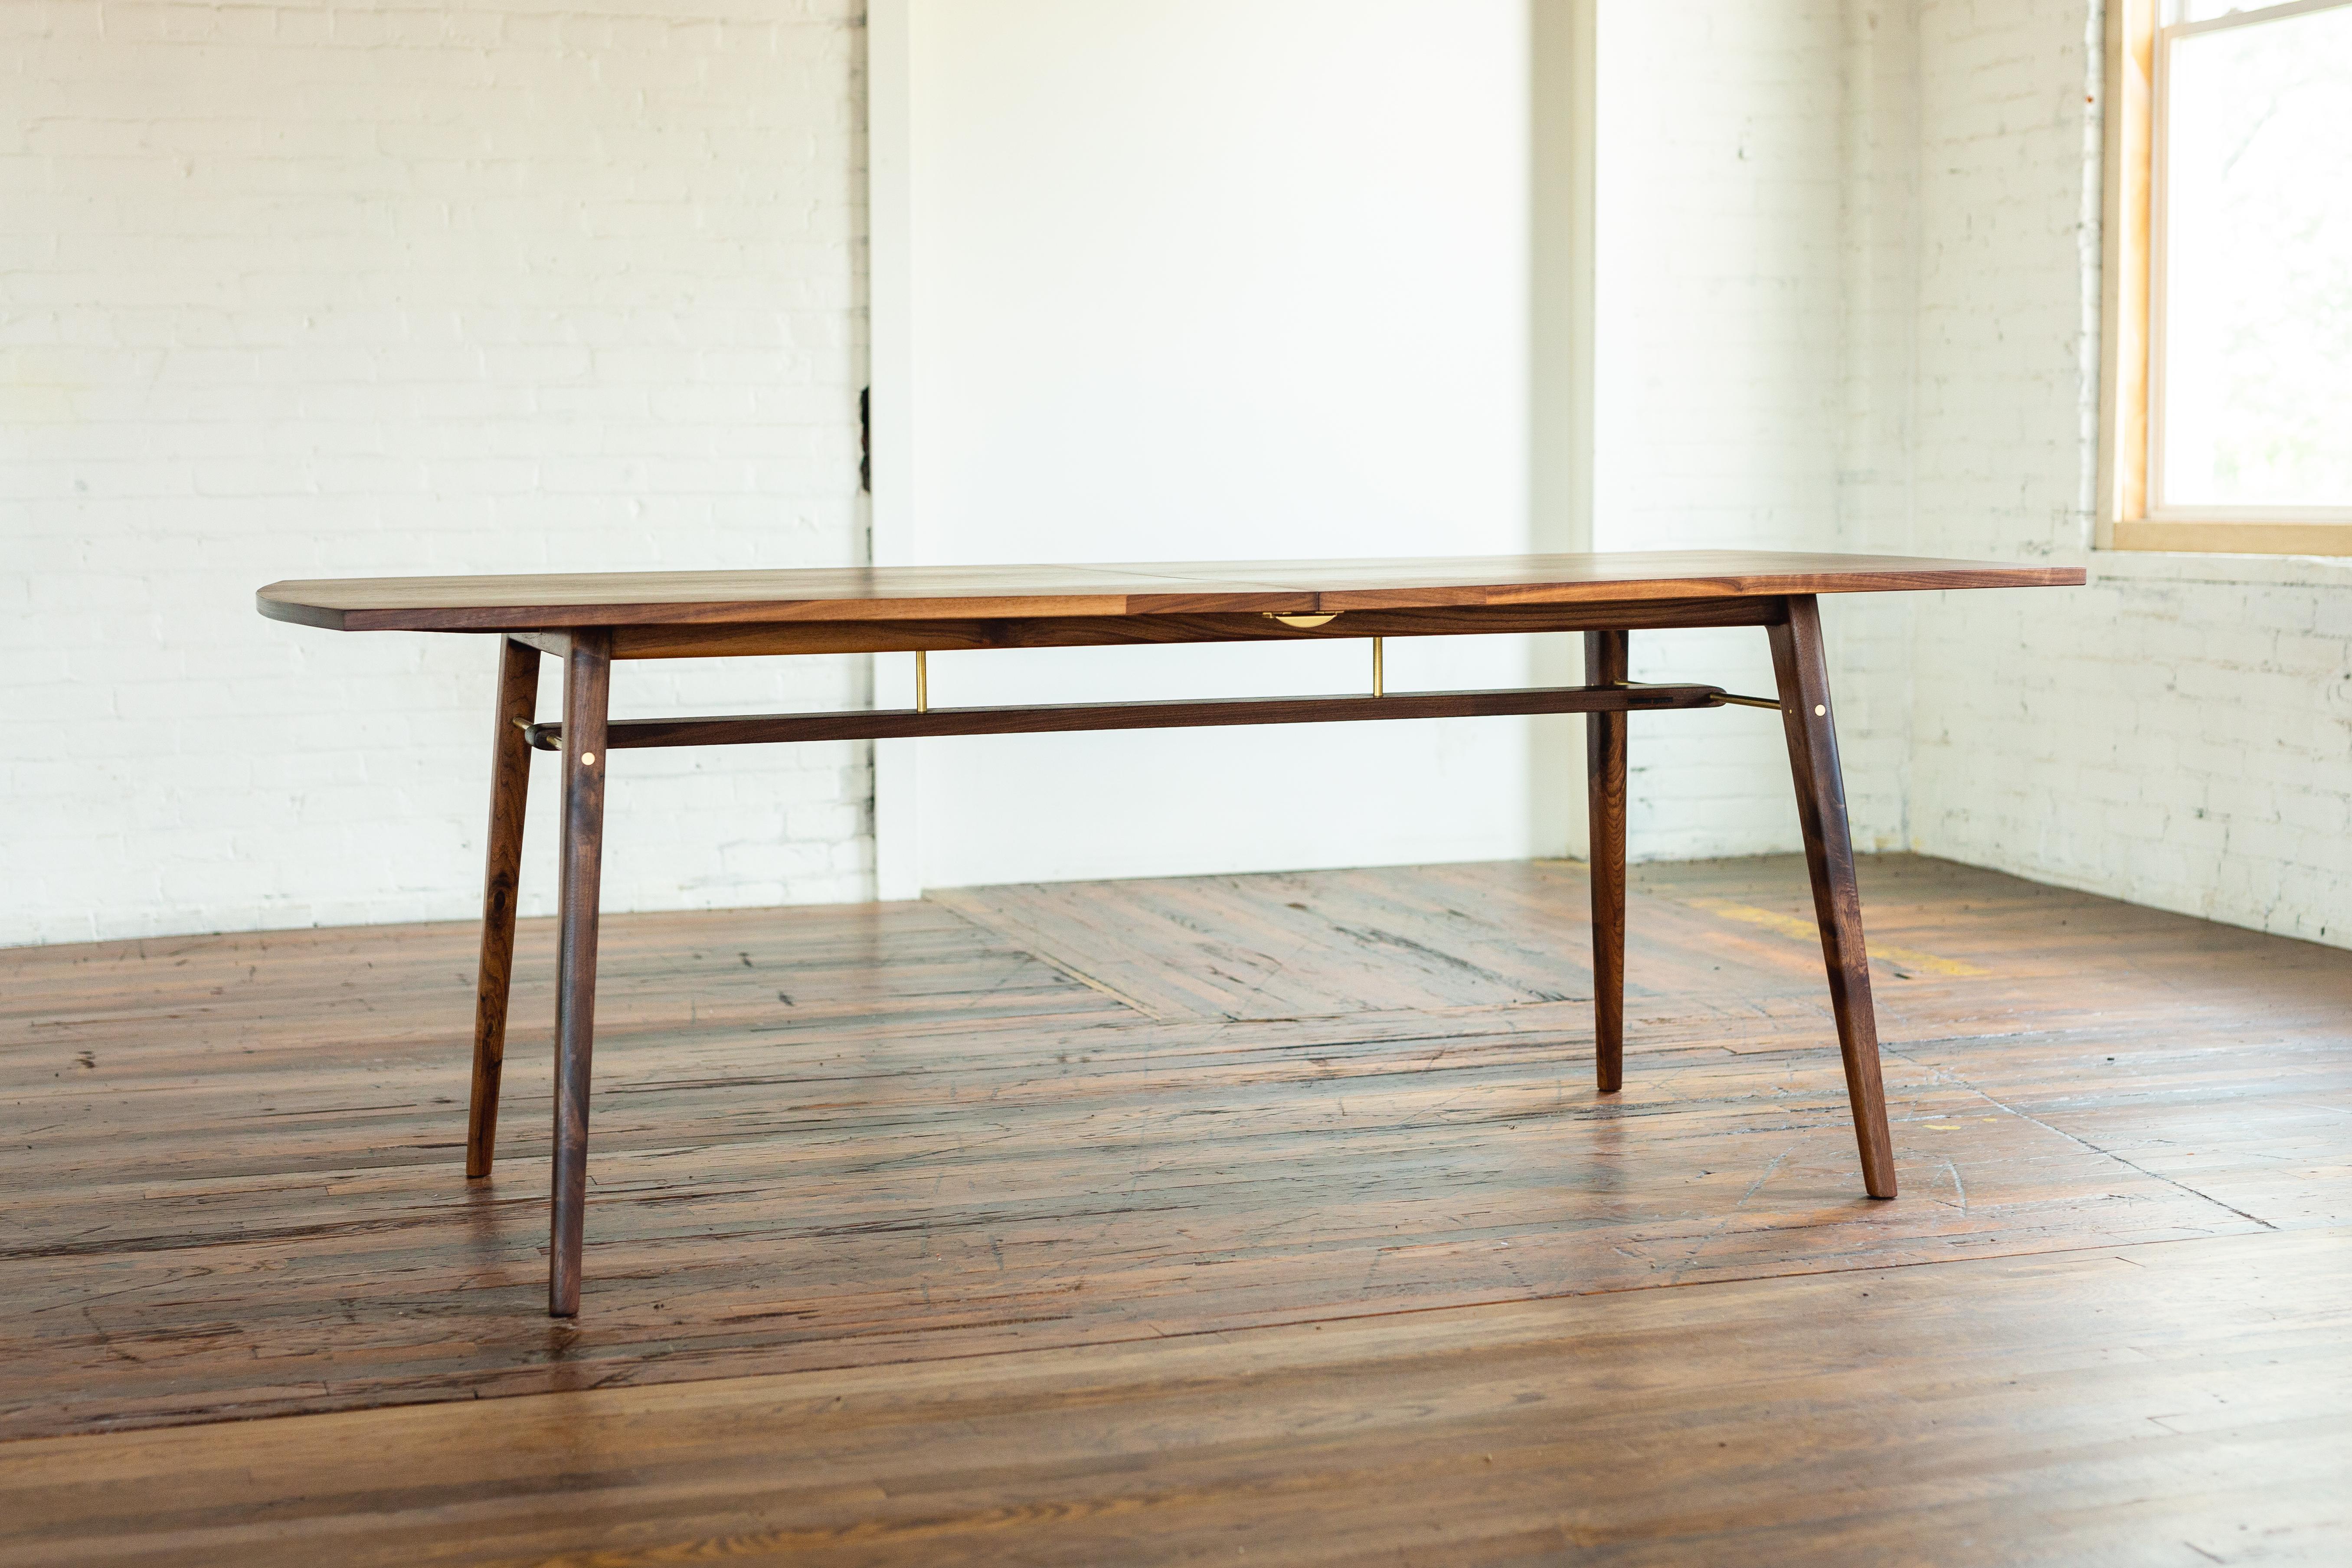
[466,637,541,1180]
[1584,629,1629,1094]
[1767,596,1897,1198]
[549,629,612,1317]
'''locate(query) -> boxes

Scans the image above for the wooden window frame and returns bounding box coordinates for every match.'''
[2100,0,2352,555]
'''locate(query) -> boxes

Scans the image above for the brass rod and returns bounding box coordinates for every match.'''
[1715,693,1783,710]
[915,649,927,712]
[1373,637,1384,697]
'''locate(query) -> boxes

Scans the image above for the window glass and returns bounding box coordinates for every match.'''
[2156,3,2352,510]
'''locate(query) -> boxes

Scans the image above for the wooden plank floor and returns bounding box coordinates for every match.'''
[3,854,2348,1563]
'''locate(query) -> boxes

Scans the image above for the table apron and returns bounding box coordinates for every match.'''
[484,596,1793,661]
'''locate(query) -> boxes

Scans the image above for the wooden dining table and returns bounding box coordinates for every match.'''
[258,551,2083,1316]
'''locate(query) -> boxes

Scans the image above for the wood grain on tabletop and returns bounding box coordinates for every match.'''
[254,551,2086,630]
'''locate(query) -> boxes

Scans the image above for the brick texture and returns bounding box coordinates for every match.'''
[1593,1,1878,863]
[9,0,2345,954]
[1904,0,2352,950]
[1591,0,2350,953]
[1,0,871,945]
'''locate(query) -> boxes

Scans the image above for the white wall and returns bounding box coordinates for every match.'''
[1590,1,1899,861]
[880,0,1537,890]
[10,0,2345,955]
[1901,0,2352,949]
[1582,0,2352,955]
[1,0,872,946]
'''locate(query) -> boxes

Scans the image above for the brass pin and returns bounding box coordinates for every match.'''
[1373,637,1384,697]
[916,650,928,713]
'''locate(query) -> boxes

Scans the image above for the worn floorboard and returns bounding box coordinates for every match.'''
[7,1226,2351,1567]
[2,854,2347,1562]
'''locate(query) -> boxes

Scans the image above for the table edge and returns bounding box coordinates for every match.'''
[257,567,2088,632]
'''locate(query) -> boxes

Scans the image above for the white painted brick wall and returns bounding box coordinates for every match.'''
[1902,0,2352,950]
[1,0,872,946]
[10,0,2343,954]
[1593,0,1844,860]
[1594,0,2352,952]
[1593,0,1911,862]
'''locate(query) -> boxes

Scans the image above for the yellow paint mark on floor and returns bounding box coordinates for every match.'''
[1688,897,1991,977]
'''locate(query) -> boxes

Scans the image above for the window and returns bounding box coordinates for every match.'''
[2101,0,2352,553]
